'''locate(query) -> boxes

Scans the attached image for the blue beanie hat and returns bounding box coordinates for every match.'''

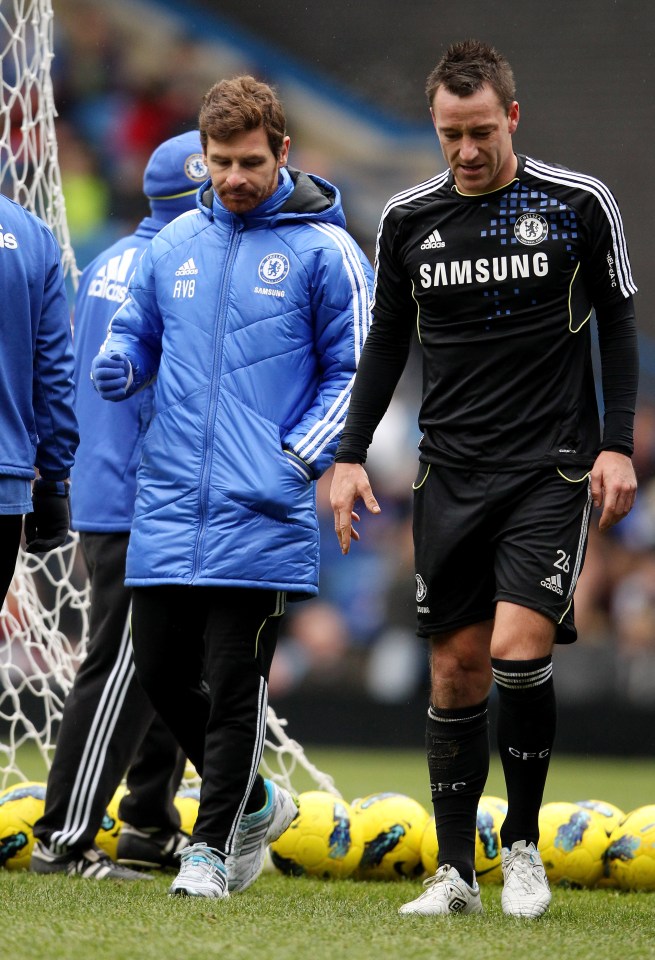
[143,130,208,223]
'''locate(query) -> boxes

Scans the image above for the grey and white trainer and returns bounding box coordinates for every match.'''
[168,842,228,898]
[30,841,148,880]
[226,779,299,893]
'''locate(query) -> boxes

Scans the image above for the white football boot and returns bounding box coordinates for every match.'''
[399,864,483,916]
[501,840,551,918]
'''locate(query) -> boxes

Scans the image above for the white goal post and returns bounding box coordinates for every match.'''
[0,0,338,798]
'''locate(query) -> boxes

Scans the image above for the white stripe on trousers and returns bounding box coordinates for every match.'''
[50,609,135,851]
[224,590,285,853]
[224,676,269,854]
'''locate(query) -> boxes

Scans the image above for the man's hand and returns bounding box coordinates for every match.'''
[91,352,132,401]
[590,450,637,532]
[329,462,381,555]
[24,478,71,553]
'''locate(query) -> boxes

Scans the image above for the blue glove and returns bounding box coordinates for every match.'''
[24,478,71,553]
[91,352,132,401]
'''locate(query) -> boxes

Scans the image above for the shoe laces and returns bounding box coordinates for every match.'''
[423,865,451,889]
[504,845,542,893]
[419,864,466,898]
[176,843,225,876]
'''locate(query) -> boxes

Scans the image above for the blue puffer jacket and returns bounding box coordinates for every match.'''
[0,196,77,481]
[102,167,373,598]
[71,219,160,531]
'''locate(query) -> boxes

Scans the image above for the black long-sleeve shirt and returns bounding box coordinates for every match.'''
[336,154,638,470]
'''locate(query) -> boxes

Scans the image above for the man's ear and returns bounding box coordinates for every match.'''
[279,135,291,166]
[508,100,520,134]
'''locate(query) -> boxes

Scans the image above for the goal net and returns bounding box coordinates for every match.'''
[0,0,75,278]
[0,0,338,799]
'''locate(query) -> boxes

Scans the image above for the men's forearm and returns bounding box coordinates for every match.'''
[335,317,412,462]
[596,296,639,455]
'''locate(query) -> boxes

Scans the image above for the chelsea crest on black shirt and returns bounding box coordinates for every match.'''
[346,153,637,472]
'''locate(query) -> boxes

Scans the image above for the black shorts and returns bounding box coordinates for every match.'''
[412,463,593,643]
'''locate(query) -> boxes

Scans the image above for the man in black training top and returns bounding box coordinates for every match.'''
[330,39,638,919]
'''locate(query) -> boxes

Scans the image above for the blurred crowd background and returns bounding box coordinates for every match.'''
[25,1,655,727]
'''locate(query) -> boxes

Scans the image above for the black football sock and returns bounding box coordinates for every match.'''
[492,655,556,849]
[426,699,489,886]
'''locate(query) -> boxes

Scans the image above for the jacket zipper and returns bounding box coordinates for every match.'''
[191,220,243,580]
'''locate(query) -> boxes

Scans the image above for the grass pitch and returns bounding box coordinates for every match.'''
[2,748,654,960]
[4,870,655,960]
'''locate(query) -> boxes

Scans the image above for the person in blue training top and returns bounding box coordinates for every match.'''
[92,75,374,899]
[31,132,208,882]
[0,194,77,597]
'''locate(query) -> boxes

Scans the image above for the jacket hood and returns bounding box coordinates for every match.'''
[196,165,346,229]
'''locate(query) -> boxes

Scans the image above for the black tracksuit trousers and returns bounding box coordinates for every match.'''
[0,514,23,604]
[130,585,284,857]
[34,533,185,854]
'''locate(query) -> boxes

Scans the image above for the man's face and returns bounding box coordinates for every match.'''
[205,127,290,213]
[431,83,519,195]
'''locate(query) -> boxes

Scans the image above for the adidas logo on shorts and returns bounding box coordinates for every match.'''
[540,573,563,596]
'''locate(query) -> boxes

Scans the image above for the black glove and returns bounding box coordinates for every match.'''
[24,478,71,553]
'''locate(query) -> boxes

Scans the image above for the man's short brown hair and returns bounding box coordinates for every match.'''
[199,75,287,157]
[425,39,516,111]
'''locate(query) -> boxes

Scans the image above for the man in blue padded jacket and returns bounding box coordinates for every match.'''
[92,76,374,898]
[32,132,208,880]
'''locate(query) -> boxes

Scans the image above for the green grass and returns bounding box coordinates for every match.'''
[2,747,654,960]
[3,866,655,960]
